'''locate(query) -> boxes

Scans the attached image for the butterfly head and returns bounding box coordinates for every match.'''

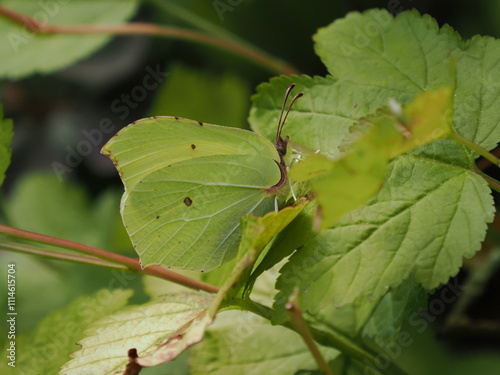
[275,83,303,158]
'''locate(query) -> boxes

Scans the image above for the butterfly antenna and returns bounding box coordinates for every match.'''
[281,92,304,132]
[276,83,296,141]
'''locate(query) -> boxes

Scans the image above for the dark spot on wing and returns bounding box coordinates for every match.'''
[197,121,203,126]
[191,144,196,150]
[184,197,193,206]
[156,215,160,219]
[174,116,180,120]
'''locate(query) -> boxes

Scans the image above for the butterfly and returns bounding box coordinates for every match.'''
[102,84,302,271]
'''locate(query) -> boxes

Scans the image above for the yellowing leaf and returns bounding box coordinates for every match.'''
[291,87,453,229]
[61,293,215,375]
[388,86,453,157]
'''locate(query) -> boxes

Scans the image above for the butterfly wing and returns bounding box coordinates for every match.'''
[124,154,279,271]
[102,117,283,271]
[102,116,281,190]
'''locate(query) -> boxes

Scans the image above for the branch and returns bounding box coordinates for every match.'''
[0,242,129,269]
[0,224,218,294]
[476,146,500,170]
[475,169,500,193]
[0,5,297,75]
[450,131,500,167]
[286,289,333,375]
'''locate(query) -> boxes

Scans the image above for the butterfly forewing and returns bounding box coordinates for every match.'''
[102,116,281,191]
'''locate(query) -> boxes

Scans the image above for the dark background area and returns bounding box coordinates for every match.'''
[3,0,500,196]
[1,1,499,374]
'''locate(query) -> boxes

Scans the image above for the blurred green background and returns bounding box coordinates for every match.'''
[0,0,499,374]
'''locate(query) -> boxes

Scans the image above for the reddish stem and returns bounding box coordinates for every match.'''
[0,224,218,294]
[0,5,297,75]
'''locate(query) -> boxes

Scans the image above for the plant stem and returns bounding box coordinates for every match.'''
[286,289,333,375]
[0,5,297,75]
[224,295,408,375]
[310,324,408,375]
[0,224,218,294]
[147,0,241,41]
[0,242,128,269]
[450,131,500,167]
[145,0,297,74]
[475,169,500,193]
[476,146,500,170]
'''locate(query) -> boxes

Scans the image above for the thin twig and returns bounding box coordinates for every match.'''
[0,5,297,75]
[450,131,500,167]
[476,146,500,170]
[1,242,128,269]
[0,224,219,294]
[474,168,500,193]
[286,288,333,375]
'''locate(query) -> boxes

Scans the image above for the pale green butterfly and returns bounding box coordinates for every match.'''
[102,84,303,271]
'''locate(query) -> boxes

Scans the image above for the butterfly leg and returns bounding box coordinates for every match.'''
[289,179,297,201]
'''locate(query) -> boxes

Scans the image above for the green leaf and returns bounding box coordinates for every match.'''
[246,9,498,312]
[0,289,132,375]
[102,116,286,271]
[290,136,388,230]
[237,200,308,263]
[361,278,427,348]
[250,74,357,159]
[0,105,13,187]
[453,35,500,152]
[251,11,500,171]
[315,10,456,99]
[189,310,339,375]
[63,205,303,374]
[5,173,87,240]
[61,292,215,374]
[4,172,128,252]
[0,0,139,78]
[228,200,307,300]
[290,87,453,229]
[65,205,304,374]
[314,9,500,153]
[149,64,250,128]
[393,87,452,156]
[275,155,494,309]
[273,279,424,375]
[246,202,317,294]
